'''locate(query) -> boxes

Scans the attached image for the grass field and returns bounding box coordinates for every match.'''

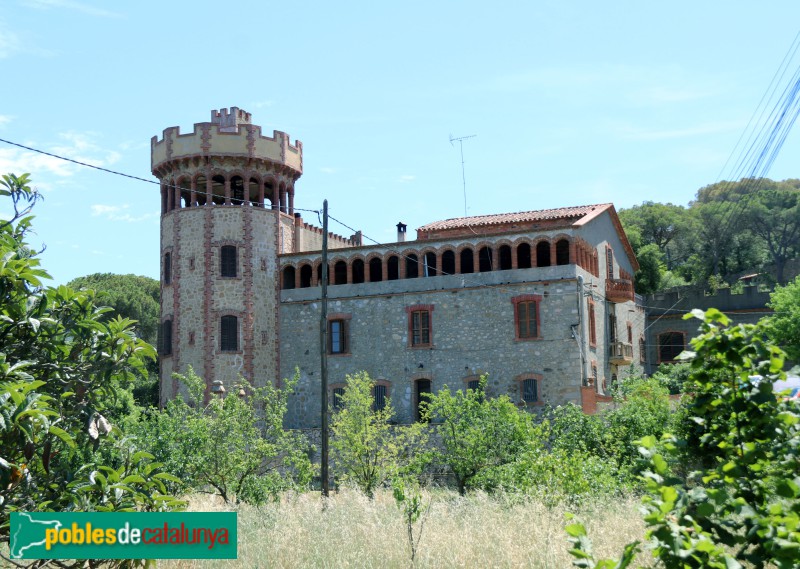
[162,489,653,569]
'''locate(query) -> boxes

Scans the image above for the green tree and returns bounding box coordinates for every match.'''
[765,275,800,361]
[746,182,800,283]
[330,371,428,498]
[423,376,533,495]
[68,273,161,408]
[133,367,313,504]
[67,273,160,345]
[0,174,183,566]
[567,309,800,568]
[632,243,663,294]
[619,201,689,270]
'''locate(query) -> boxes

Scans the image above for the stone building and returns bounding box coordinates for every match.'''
[152,108,644,426]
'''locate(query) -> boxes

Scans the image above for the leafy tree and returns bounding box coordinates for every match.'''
[619,201,689,270]
[765,275,800,361]
[746,182,800,283]
[132,367,313,505]
[0,174,183,567]
[68,273,161,408]
[330,371,428,498]
[423,376,532,495]
[567,309,800,568]
[67,273,160,345]
[632,243,663,294]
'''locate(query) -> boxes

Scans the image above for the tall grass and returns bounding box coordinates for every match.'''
[163,489,653,568]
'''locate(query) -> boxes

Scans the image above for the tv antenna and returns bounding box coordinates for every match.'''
[450,133,476,216]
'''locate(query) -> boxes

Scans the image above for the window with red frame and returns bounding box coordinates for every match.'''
[410,309,431,347]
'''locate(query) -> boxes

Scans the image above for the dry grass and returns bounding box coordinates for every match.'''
[161,489,654,569]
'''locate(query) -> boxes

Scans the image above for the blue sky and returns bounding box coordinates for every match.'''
[2,1,800,285]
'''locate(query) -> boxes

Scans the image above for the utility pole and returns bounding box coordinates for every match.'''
[450,134,476,216]
[319,200,330,497]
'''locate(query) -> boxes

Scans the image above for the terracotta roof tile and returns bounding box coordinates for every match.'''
[417,204,612,232]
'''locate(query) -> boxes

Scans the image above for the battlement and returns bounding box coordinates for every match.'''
[211,107,252,132]
[646,285,773,314]
[151,109,303,174]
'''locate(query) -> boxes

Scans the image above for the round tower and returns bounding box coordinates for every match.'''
[151,107,303,404]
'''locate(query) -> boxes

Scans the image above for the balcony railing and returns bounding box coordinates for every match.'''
[609,341,634,365]
[606,278,634,303]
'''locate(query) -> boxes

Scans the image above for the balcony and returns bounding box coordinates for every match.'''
[605,278,634,303]
[609,341,634,366]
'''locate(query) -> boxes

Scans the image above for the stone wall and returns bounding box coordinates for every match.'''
[280,265,587,428]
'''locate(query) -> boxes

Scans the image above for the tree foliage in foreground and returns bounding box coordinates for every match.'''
[331,371,428,498]
[0,174,183,568]
[567,309,800,568]
[423,376,533,496]
[765,275,800,362]
[132,367,314,505]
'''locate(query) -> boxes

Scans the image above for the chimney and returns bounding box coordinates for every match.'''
[396,222,407,242]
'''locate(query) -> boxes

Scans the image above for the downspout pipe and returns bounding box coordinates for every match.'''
[573,275,586,389]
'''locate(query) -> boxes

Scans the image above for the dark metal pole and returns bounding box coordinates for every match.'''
[320,200,330,497]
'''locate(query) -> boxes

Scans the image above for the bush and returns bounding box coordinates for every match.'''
[132,367,313,505]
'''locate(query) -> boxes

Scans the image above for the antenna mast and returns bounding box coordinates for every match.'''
[450,133,476,216]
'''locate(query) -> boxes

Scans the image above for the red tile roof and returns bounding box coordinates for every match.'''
[417,204,612,232]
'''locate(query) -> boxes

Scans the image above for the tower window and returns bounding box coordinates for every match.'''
[220,246,237,277]
[159,319,172,356]
[220,315,238,351]
[163,252,172,285]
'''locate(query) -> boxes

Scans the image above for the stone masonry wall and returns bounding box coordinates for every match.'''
[279,266,586,428]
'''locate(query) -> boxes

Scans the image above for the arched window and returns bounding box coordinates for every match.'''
[424,252,437,277]
[414,378,431,422]
[369,257,383,282]
[498,245,512,270]
[387,256,400,280]
[478,246,493,272]
[441,250,455,276]
[334,261,347,285]
[536,241,551,267]
[517,243,531,269]
[460,248,474,274]
[658,331,686,363]
[299,264,313,288]
[231,175,245,205]
[406,254,419,279]
[352,259,365,284]
[556,239,570,265]
[282,266,296,289]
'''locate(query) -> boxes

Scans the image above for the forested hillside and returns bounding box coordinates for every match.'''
[619,177,800,293]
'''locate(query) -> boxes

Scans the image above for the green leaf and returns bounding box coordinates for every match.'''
[48,426,76,449]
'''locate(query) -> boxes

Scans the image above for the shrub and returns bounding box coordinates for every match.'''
[331,371,428,498]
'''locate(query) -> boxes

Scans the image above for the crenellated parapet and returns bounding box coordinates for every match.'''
[151,107,303,177]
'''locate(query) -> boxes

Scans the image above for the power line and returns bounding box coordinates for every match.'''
[0,136,323,216]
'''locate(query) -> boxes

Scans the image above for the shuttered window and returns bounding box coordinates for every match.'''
[220,246,237,278]
[220,315,238,351]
